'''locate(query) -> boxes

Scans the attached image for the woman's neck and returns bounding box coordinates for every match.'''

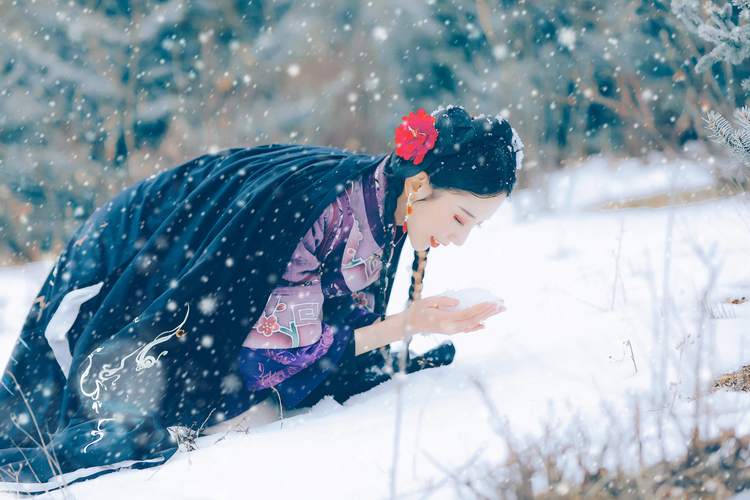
[393,189,407,227]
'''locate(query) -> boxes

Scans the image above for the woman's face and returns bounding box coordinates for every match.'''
[407,188,507,251]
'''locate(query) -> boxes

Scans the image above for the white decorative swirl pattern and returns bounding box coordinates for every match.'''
[83,418,115,453]
[79,306,190,413]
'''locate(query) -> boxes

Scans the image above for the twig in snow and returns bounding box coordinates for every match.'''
[2,370,71,497]
[418,444,488,500]
[213,416,248,445]
[412,380,435,480]
[658,186,676,404]
[611,218,625,311]
[270,386,284,430]
[467,375,504,436]
[634,398,644,470]
[626,340,638,373]
[390,311,411,499]
[196,408,216,437]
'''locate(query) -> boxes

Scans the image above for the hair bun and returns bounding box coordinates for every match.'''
[431,107,474,155]
[389,105,523,176]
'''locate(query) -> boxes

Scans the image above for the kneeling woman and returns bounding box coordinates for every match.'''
[0,106,522,488]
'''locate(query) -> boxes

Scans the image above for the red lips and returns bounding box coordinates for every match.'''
[430,236,439,248]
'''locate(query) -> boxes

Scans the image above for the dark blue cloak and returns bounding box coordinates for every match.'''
[0,145,402,490]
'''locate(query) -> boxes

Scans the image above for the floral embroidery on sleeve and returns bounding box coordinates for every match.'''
[239,325,336,393]
[352,291,368,308]
[255,314,280,337]
[245,291,322,349]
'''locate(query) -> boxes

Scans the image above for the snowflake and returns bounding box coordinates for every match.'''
[198,296,218,315]
[372,26,388,42]
[221,374,243,394]
[558,28,576,51]
[492,44,508,60]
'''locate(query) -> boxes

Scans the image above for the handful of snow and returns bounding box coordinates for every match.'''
[433,287,504,310]
[394,288,505,355]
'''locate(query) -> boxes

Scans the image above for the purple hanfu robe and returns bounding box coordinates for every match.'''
[237,158,398,407]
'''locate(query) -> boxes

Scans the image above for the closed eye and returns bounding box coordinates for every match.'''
[455,215,482,229]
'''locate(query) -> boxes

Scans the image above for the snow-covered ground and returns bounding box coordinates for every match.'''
[1,154,749,499]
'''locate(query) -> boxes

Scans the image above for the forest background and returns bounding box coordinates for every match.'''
[0,0,747,263]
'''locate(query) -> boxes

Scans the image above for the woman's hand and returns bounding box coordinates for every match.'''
[403,296,504,336]
[354,296,505,356]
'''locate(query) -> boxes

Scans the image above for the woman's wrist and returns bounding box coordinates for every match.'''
[353,310,414,356]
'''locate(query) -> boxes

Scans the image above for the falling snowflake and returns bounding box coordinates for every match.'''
[372,26,388,42]
[198,296,218,315]
[221,374,243,394]
[558,28,576,51]
[492,44,508,60]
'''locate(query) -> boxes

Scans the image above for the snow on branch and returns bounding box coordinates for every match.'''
[703,110,750,166]
[672,0,750,71]
[673,0,750,168]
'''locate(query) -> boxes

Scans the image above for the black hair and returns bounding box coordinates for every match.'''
[420,131,517,198]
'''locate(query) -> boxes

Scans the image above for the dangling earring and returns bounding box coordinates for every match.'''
[403,193,413,233]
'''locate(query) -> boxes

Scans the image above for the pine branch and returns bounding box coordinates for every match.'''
[738,129,750,164]
[673,0,750,71]
[708,3,733,31]
[703,110,750,166]
[680,2,706,30]
[734,106,750,131]
[695,45,724,72]
[704,110,738,149]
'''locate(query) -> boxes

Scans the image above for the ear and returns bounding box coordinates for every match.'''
[404,171,432,200]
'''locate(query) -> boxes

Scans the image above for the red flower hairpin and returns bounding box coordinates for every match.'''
[394,108,438,165]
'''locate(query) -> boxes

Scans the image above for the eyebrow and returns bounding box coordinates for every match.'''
[458,206,476,219]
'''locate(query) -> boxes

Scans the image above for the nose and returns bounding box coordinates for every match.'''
[449,230,469,247]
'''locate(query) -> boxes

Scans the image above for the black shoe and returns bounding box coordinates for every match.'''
[401,341,456,374]
[299,341,457,406]
[359,341,456,385]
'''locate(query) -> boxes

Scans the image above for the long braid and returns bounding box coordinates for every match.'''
[408,250,429,304]
[377,166,432,320]
[376,172,402,322]
[375,167,429,373]
[376,164,432,371]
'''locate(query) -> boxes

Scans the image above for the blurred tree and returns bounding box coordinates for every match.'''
[672,0,750,171]
[1,0,744,263]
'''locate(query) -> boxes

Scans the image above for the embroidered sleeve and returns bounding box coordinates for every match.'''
[322,281,381,337]
[242,201,342,350]
[282,204,335,283]
[346,282,381,331]
[242,284,326,349]
[238,185,388,399]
